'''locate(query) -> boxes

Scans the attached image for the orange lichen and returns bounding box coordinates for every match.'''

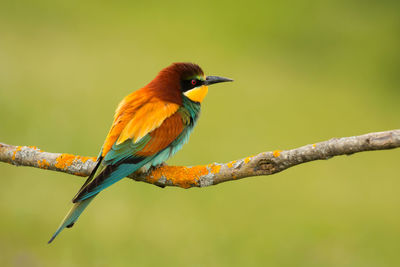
[55,154,76,170]
[76,155,96,163]
[312,144,316,148]
[55,154,96,170]
[37,159,50,169]
[147,163,221,189]
[273,150,282,157]
[244,157,251,164]
[227,160,237,168]
[147,166,202,188]
[12,146,22,160]
[208,163,221,174]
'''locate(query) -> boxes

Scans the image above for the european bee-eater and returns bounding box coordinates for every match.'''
[48,62,233,243]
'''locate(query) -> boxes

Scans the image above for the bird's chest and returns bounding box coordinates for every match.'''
[180,96,201,126]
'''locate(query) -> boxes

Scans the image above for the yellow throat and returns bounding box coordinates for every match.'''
[184,85,209,103]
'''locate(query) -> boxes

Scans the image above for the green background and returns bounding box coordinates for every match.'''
[0,0,399,266]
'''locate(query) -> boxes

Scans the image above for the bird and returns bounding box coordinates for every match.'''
[48,62,233,243]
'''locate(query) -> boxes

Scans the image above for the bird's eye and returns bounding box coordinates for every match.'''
[191,79,197,86]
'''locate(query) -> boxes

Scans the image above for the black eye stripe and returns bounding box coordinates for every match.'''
[181,79,204,92]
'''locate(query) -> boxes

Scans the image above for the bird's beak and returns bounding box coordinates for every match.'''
[204,76,233,86]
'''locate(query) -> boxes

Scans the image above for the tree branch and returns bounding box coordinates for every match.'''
[1,129,399,188]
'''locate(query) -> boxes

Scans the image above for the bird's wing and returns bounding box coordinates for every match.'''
[101,91,180,158]
[72,99,185,203]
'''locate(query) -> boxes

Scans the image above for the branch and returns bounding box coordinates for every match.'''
[1,129,399,188]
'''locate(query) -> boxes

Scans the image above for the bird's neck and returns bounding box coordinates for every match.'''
[182,95,201,118]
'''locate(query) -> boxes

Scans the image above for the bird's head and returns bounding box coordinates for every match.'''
[147,62,233,104]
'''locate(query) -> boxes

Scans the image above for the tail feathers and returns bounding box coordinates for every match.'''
[48,196,96,244]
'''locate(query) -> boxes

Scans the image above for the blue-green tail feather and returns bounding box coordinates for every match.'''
[48,196,96,244]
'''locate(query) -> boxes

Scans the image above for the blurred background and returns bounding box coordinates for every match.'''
[0,0,399,266]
